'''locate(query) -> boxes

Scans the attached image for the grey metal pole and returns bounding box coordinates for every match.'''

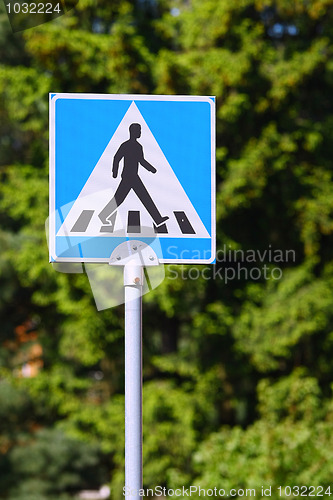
[124,263,143,500]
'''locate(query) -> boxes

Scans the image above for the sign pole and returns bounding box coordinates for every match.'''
[50,91,215,496]
[124,263,143,500]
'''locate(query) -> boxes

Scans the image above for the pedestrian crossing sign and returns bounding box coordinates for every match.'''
[49,94,215,264]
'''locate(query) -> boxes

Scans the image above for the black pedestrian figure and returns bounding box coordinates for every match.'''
[98,123,169,227]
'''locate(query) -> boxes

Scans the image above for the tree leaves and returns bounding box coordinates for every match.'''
[2,0,333,498]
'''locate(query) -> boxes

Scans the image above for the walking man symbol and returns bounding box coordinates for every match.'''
[98,123,169,227]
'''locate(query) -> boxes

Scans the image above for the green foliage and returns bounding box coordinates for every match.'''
[233,262,333,371]
[1,0,333,498]
[2,427,107,500]
[193,372,333,497]
[0,378,107,499]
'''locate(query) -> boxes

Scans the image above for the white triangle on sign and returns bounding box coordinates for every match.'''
[57,102,210,238]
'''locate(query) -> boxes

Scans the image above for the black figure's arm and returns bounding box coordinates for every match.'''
[112,145,124,178]
[141,158,157,173]
[139,146,157,173]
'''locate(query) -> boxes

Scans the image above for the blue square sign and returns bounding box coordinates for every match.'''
[49,94,215,264]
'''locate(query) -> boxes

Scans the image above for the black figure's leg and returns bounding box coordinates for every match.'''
[98,179,131,224]
[132,176,169,226]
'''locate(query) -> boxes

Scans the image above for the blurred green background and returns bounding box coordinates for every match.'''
[1,0,333,498]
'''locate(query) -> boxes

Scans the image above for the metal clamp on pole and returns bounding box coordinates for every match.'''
[109,241,159,500]
[108,240,159,268]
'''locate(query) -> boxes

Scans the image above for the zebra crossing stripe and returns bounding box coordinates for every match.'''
[71,210,94,232]
[71,209,196,235]
[174,211,195,234]
[127,211,141,233]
